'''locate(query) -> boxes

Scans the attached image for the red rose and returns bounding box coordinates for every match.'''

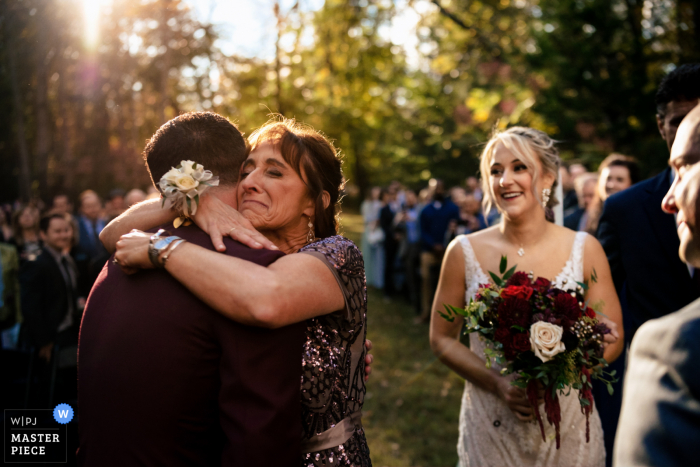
[506,271,531,287]
[585,307,596,319]
[512,332,531,353]
[533,277,551,293]
[502,285,534,301]
[498,297,532,329]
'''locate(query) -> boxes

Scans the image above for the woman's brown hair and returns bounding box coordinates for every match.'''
[247,118,344,239]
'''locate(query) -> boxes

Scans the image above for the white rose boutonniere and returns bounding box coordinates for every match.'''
[530,322,566,362]
[158,160,219,227]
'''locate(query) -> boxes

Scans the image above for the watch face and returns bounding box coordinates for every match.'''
[154,237,176,250]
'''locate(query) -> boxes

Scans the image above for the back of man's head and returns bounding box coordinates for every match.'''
[144,112,246,189]
[656,63,700,116]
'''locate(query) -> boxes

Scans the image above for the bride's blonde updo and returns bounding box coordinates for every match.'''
[479,126,561,221]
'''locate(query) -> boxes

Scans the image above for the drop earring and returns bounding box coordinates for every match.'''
[541,188,551,209]
[307,217,315,244]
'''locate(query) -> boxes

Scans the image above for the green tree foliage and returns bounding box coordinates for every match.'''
[0,0,217,201]
[1,0,698,205]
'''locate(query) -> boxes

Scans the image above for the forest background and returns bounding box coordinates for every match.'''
[1,0,699,205]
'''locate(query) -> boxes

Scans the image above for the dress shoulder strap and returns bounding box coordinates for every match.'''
[571,231,588,283]
[458,235,489,301]
[458,235,477,277]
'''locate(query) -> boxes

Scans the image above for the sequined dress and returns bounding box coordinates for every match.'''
[457,232,605,467]
[298,236,372,467]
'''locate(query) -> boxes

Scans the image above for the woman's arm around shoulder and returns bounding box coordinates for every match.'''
[583,234,624,363]
[158,237,346,328]
[100,199,176,253]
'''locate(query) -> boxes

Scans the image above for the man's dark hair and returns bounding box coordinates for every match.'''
[656,63,700,116]
[39,213,69,233]
[144,112,246,188]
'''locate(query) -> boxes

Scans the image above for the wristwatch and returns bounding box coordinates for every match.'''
[148,230,180,267]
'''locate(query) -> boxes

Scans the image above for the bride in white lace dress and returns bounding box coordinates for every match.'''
[429,127,624,467]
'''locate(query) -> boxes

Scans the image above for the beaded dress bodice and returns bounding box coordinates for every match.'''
[298,236,372,467]
[456,232,605,467]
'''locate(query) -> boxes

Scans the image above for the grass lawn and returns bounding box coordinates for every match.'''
[341,211,464,467]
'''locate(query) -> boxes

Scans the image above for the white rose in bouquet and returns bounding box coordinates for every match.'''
[530,322,566,362]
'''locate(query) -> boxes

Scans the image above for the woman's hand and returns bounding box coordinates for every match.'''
[114,230,154,275]
[194,194,278,252]
[597,314,620,349]
[495,376,536,421]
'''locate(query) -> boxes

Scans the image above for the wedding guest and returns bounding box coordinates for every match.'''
[615,104,700,466]
[560,162,579,218]
[584,154,640,235]
[360,187,384,289]
[569,163,587,180]
[105,189,127,220]
[0,241,21,348]
[0,209,13,243]
[75,190,108,293]
[9,205,42,264]
[465,175,483,201]
[396,189,422,314]
[111,117,372,466]
[50,194,74,216]
[564,173,597,231]
[417,179,459,323]
[446,193,486,242]
[49,193,80,251]
[380,187,399,299]
[597,62,700,467]
[20,213,79,364]
[124,188,147,207]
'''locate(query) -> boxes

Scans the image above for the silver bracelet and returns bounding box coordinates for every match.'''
[160,239,186,267]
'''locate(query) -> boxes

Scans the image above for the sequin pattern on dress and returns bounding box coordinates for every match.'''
[299,236,372,467]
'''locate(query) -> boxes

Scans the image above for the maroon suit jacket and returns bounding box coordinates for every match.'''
[78,225,304,466]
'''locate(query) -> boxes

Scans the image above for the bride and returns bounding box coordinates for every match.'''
[429,127,623,467]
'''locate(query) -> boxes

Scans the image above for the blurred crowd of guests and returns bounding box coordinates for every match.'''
[361,154,641,325]
[361,177,498,323]
[0,186,157,405]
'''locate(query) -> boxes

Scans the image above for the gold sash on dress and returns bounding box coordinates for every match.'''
[300,411,363,453]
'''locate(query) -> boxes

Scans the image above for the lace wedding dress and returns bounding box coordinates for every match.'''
[457,232,605,467]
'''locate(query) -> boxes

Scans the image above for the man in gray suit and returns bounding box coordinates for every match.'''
[614,103,700,466]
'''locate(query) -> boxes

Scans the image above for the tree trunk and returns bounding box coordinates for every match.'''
[274,2,284,116]
[33,11,52,198]
[6,36,32,201]
[352,135,368,204]
[158,1,172,125]
[57,63,75,195]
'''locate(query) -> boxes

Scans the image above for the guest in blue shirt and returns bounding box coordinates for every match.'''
[418,179,459,322]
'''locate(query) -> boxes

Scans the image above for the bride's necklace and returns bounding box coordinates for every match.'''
[517,240,539,257]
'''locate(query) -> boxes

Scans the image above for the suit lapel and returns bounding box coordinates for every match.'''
[641,169,689,279]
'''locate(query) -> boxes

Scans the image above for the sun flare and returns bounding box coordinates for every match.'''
[82,0,101,48]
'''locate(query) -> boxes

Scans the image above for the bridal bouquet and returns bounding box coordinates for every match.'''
[159,160,219,227]
[440,257,616,449]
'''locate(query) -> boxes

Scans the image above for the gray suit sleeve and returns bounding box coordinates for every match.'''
[614,308,700,467]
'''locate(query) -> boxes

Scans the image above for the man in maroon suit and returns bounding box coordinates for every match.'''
[78,112,305,466]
